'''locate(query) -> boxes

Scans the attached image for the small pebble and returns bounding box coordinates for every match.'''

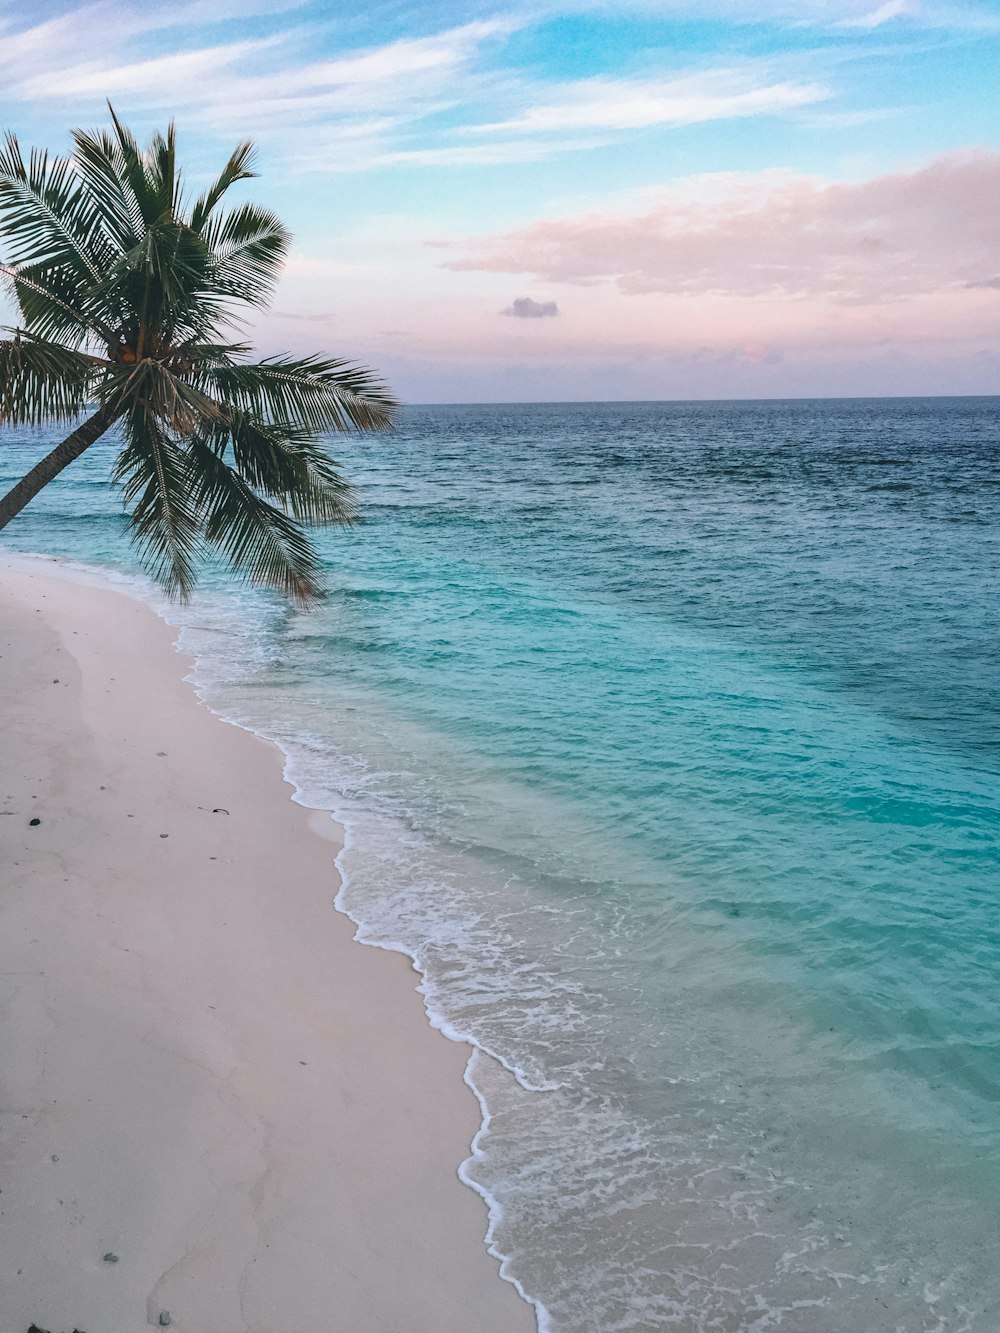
[51,1154,59,1161]
[29,817,41,827]
[103,1252,119,1263]
[159,1312,171,1326]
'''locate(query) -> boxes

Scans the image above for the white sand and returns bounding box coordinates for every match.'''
[0,560,536,1333]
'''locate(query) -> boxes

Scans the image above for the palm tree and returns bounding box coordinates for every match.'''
[0,108,397,602]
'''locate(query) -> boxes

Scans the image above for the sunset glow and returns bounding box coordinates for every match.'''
[1,0,998,400]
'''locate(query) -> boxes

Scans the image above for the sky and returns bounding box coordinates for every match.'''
[1,0,999,402]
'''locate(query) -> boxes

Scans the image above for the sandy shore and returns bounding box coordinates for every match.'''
[0,559,535,1333]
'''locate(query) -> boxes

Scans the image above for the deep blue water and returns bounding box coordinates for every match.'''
[3,398,999,1331]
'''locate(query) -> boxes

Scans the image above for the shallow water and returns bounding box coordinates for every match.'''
[3,398,999,1331]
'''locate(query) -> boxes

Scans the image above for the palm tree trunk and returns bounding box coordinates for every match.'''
[0,402,121,531]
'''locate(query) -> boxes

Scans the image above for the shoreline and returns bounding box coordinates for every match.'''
[0,557,536,1333]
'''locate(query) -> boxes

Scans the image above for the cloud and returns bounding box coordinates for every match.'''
[839,0,1000,31]
[503,297,560,318]
[0,11,515,156]
[0,10,830,177]
[286,63,828,173]
[466,69,829,136]
[836,0,914,28]
[18,39,279,103]
[359,138,603,169]
[0,0,995,201]
[444,152,1000,304]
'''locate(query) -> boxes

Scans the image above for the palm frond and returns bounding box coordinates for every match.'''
[180,340,255,366]
[187,435,326,602]
[114,405,204,599]
[106,104,168,233]
[190,140,257,234]
[0,134,125,342]
[0,331,97,424]
[71,127,145,254]
[146,121,182,219]
[283,438,360,524]
[203,356,398,434]
[200,202,289,307]
[0,261,117,345]
[0,135,106,287]
[201,412,358,525]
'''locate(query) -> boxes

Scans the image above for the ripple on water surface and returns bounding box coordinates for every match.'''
[2,398,998,1330]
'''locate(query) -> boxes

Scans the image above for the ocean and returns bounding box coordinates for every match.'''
[2,397,998,1332]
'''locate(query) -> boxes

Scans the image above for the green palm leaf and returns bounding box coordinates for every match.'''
[204,356,397,434]
[187,435,327,601]
[0,136,105,286]
[190,140,257,234]
[0,331,97,424]
[200,412,358,526]
[0,107,398,599]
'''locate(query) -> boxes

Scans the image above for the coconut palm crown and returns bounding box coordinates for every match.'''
[0,108,397,601]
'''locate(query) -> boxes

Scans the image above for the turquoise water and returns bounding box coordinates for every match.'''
[3,398,999,1331]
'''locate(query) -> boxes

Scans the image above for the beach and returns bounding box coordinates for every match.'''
[0,559,535,1333]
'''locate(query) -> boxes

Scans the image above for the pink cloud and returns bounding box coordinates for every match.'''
[443,153,1000,304]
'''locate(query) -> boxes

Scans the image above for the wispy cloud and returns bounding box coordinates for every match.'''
[0,9,85,68]
[280,63,829,172]
[836,0,914,29]
[18,40,281,103]
[1,0,990,183]
[465,69,829,136]
[0,8,836,175]
[443,152,1000,303]
[354,137,605,169]
[0,10,514,154]
[846,0,1000,30]
[210,22,521,136]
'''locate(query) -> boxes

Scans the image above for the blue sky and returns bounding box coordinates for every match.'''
[1,0,999,400]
